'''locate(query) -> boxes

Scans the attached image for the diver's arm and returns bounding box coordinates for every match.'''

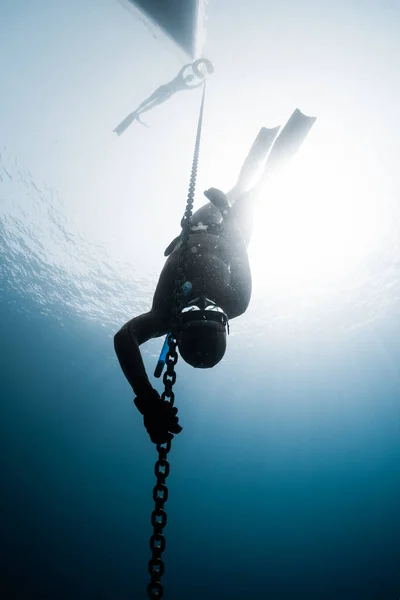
[115,314,182,443]
[114,312,168,397]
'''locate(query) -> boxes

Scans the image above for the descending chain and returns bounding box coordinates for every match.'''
[147,82,207,600]
[173,81,207,326]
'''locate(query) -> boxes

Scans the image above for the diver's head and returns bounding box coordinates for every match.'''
[177,297,229,369]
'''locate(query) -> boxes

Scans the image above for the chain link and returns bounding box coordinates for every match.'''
[147,83,207,600]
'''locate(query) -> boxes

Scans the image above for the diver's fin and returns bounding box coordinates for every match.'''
[261,109,316,179]
[113,112,138,136]
[164,233,182,257]
[135,114,150,128]
[227,125,280,202]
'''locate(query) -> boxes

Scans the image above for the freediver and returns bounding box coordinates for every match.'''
[114,109,316,444]
[113,58,214,135]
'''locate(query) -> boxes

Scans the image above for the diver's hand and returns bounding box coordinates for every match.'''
[134,388,182,444]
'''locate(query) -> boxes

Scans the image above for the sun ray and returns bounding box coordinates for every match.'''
[248,118,387,295]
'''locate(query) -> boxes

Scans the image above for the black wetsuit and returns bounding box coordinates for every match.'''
[113,190,254,397]
[114,108,316,397]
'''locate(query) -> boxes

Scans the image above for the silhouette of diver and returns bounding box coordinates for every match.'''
[114,109,316,444]
[114,58,214,135]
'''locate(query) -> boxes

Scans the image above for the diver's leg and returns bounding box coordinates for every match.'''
[113,99,162,134]
[228,111,317,245]
[188,187,256,247]
[114,86,173,135]
[190,202,222,227]
[151,251,183,314]
[190,126,279,230]
[135,85,172,116]
[132,84,169,113]
[228,187,258,247]
[205,186,257,248]
[227,126,280,204]
[221,126,281,245]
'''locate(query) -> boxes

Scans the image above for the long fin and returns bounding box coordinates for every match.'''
[113,112,137,136]
[259,109,316,181]
[227,125,280,203]
[190,125,281,225]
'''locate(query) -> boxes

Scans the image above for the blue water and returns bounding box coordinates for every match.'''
[1,150,400,600]
[2,0,400,595]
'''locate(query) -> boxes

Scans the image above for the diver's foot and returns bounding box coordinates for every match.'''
[203,188,230,216]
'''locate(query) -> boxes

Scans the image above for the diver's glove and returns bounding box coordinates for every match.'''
[134,388,182,444]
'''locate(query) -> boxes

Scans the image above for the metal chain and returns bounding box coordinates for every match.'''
[147,82,207,600]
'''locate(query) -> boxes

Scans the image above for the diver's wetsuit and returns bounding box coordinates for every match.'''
[114,108,317,396]
[114,190,254,397]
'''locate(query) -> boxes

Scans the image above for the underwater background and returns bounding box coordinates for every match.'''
[1,0,400,598]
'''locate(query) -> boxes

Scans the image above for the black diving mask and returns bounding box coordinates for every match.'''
[180,296,230,334]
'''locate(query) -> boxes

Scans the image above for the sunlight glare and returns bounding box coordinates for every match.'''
[248,119,386,295]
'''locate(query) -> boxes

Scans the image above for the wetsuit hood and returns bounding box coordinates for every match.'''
[177,296,228,368]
